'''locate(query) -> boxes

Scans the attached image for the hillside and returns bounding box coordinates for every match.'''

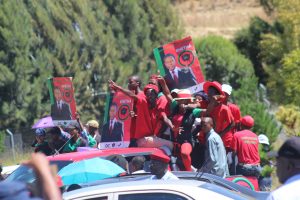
[174,0,270,39]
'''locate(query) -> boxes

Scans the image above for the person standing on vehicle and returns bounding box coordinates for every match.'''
[31,128,52,156]
[62,125,96,153]
[109,80,174,151]
[231,115,261,177]
[201,117,229,177]
[149,152,179,180]
[221,84,241,133]
[267,136,300,200]
[203,81,234,153]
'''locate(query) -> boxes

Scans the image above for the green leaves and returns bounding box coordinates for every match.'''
[0,0,182,133]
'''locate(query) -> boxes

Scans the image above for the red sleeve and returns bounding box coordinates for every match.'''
[229,103,241,123]
[231,133,237,151]
[219,106,234,131]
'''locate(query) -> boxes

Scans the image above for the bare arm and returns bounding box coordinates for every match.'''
[162,112,174,130]
[157,76,173,103]
[109,80,138,101]
[24,153,62,200]
[75,112,84,132]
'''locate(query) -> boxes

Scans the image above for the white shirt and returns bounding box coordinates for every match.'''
[267,174,300,200]
[169,67,180,80]
[149,171,179,180]
[132,170,147,174]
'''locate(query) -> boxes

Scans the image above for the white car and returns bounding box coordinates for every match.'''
[63,179,250,200]
[1,165,19,178]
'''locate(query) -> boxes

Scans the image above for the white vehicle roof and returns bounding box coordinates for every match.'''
[63,179,249,200]
[2,165,19,175]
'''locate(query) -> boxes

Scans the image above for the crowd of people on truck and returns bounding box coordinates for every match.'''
[29,74,274,188]
[1,72,300,199]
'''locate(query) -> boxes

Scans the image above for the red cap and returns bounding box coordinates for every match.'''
[174,89,194,100]
[144,84,159,94]
[150,152,170,164]
[203,81,224,96]
[241,115,254,128]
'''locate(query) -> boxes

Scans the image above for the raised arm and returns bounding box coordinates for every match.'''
[156,76,173,103]
[109,80,138,101]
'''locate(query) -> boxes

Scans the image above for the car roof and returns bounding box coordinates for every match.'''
[63,179,248,200]
[172,171,269,200]
[48,147,165,162]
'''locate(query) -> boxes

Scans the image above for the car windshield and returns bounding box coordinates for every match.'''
[5,160,72,183]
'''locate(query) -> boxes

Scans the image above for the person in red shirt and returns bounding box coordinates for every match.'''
[222,84,241,133]
[203,81,234,152]
[148,75,170,116]
[231,115,261,177]
[109,80,174,151]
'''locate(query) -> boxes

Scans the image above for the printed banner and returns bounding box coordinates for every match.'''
[153,36,205,92]
[47,77,77,127]
[99,91,133,149]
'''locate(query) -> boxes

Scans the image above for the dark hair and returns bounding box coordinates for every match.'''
[129,75,142,87]
[106,154,128,171]
[163,53,175,61]
[130,156,146,171]
[110,102,118,109]
[193,91,208,101]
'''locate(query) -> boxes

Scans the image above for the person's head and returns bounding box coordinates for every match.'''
[275,137,300,183]
[174,89,194,104]
[144,84,159,108]
[106,154,129,173]
[258,134,270,152]
[53,87,62,101]
[127,75,141,91]
[48,127,61,141]
[109,103,118,120]
[240,115,254,130]
[201,117,214,133]
[203,81,223,103]
[68,126,80,140]
[171,89,179,98]
[86,120,99,135]
[193,91,208,103]
[150,153,170,178]
[222,84,232,101]
[163,54,176,71]
[35,128,46,143]
[148,75,162,92]
[129,156,146,173]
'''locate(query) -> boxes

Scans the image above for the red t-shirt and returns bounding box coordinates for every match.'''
[231,130,260,165]
[209,104,234,148]
[130,92,146,139]
[132,93,164,139]
[228,103,241,124]
[228,103,241,133]
[157,92,170,116]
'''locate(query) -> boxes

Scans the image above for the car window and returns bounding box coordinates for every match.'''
[5,160,72,183]
[84,197,108,200]
[119,193,188,200]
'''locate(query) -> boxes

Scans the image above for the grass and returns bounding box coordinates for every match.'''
[0,148,32,166]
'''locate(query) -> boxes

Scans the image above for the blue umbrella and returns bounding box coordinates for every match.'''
[58,157,125,185]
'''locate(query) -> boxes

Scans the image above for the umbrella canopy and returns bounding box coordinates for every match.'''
[58,157,125,185]
[32,116,54,129]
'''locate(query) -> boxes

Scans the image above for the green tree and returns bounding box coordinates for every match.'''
[195,35,254,88]
[0,0,182,136]
[195,36,281,144]
[276,105,300,137]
